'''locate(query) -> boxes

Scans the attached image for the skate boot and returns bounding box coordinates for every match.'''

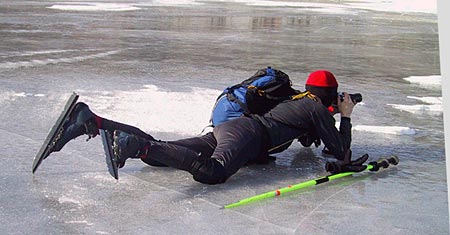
[50,102,99,153]
[113,130,149,168]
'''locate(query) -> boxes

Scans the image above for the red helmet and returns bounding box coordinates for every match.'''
[305,70,338,88]
[305,70,338,108]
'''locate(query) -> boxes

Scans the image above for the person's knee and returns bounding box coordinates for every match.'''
[191,158,228,185]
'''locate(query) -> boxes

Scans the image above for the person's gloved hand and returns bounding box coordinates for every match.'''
[325,150,369,174]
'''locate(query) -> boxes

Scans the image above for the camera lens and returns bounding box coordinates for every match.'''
[339,93,362,104]
[349,93,362,103]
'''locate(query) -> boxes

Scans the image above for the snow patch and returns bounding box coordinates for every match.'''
[1,49,78,58]
[48,3,141,12]
[137,0,203,7]
[58,196,82,205]
[0,50,120,69]
[389,76,443,115]
[83,85,218,136]
[403,75,441,88]
[48,0,437,14]
[344,0,437,14]
[201,0,436,14]
[0,91,45,103]
[336,122,415,135]
[407,96,442,104]
[353,125,416,135]
[387,103,443,115]
[65,220,94,226]
[244,1,357,15]
[96,231,111,235]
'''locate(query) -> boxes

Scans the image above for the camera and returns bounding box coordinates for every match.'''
[339,92,362,104]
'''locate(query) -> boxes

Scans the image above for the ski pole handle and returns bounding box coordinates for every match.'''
[369,155,399,172]
[385,155,400,165]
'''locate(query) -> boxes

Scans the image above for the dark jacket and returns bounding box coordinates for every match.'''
[252,97,352,160]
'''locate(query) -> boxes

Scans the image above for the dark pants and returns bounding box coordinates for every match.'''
[100,116,267,184]
[100,117,155,141]
[145,117,268,184]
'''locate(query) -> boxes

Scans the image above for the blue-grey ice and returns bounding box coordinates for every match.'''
[0,0,446,234]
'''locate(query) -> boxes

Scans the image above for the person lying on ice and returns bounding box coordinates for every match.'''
[49,70,365,184]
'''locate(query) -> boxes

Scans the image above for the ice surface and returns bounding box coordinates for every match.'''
[0,0,446,234]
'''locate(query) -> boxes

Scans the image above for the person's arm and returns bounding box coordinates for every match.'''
[312,93,355,161]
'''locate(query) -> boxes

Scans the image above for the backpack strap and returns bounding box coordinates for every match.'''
[226,90,250,114]
[291,91,319,102]
[247,85,296,102]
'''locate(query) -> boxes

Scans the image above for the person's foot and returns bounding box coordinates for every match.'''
[113,130,148,168]
[50,102,99,153]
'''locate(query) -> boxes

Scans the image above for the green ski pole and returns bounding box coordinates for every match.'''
[223,155,399,209]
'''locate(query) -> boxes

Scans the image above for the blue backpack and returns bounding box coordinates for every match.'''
[211,67,299,126]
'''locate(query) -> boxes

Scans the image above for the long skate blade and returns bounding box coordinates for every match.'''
[32,92,79,173]
[100,129,119,180]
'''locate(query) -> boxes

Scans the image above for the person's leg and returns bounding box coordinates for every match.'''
[191,117,266,183]
[114,131,218,179]
[114,118,266,184]
[140,132,217,167]
[100,117,154,140]
[113,129,226,184]
[167,132,217,157]
[148,118,265,184]
[52,102,155,153]
[139,138,227,184]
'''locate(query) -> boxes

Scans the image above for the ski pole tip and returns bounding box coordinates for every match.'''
[389,155,399,165]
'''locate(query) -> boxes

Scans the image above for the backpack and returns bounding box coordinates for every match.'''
[210,67,299,126]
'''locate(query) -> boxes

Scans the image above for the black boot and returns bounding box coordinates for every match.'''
[50,102,99,153]
[113,130,149,168]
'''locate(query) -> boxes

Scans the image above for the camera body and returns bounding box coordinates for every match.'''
[338,92,362,104]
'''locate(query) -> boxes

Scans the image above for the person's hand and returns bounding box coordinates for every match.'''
[325,150,369,174]
[338,92,355,118]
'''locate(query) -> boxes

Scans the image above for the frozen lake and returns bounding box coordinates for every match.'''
[0,0,446,234]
